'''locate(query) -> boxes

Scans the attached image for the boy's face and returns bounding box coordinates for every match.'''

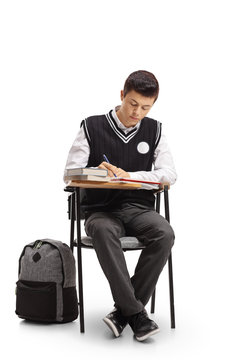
[117,90,156,128]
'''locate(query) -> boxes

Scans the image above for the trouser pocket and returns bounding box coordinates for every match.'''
[16,280,57,322]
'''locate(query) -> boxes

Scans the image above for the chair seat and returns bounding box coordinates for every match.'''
[76,236,145,250]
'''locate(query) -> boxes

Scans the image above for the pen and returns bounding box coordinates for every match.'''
[103,154,117,177]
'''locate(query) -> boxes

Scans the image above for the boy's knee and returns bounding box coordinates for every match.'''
[164,225,175,248]
[156,223,175,251]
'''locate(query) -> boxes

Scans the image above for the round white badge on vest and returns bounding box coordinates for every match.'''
[137,141,150,154]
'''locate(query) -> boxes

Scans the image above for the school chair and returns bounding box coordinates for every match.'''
[65,185,175,333]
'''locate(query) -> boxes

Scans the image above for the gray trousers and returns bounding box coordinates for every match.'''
[85,203,175,317]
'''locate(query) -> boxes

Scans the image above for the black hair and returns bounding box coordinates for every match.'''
[123,70,159,102]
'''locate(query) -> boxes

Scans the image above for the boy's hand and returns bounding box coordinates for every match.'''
[98,161,130,178]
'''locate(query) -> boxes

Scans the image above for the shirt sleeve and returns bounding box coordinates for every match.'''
[63,125,90,183]
[128,131,177,185]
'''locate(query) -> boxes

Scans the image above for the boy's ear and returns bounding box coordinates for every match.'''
[120,90,124,101]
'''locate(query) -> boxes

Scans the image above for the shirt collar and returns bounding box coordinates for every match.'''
[111,106,141,134]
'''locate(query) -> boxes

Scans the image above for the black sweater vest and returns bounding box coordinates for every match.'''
[81,110,161,211]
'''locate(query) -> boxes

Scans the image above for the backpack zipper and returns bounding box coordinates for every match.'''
[33,240,43,249]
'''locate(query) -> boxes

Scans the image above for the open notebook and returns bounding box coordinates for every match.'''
[110,178,162,190]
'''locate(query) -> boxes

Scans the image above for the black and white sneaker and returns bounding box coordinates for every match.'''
[103,308,128,337]
[128,309,160,341]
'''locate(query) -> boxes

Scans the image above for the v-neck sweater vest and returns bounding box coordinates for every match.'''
[81,110,162,210]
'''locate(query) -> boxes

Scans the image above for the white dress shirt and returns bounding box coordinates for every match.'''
[64,107,177,185]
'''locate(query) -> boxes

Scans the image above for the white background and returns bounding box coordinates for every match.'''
[0,0,240,359]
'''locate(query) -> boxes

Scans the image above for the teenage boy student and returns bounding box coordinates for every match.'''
[64,70,177,341]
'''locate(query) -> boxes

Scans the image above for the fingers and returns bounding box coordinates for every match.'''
[115,168,130,178]
[101,162,118,175]
[115,168,123,177]
[98,162,130,178]
[101,161,116,171]
[98,162,108,170]
[98,162,115,177]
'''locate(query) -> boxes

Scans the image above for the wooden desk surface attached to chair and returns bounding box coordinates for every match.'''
[67,179,169,191]
[67,180,141,190]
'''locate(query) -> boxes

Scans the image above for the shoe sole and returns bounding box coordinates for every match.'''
[135,328,160,342]
[103,317,120,337]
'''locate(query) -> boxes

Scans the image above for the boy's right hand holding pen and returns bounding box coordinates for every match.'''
[98,154,130,178]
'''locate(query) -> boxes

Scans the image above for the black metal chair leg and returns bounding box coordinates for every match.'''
[75,187,85,333]
[168,252,175,328]
[150,288,156,313]
[70,193,75,252]
[149,192,159,314]
[164,185,176,329]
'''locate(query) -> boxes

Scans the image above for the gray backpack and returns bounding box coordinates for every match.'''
[16,239,78,323]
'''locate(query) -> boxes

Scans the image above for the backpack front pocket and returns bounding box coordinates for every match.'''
[16,280,57,322]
